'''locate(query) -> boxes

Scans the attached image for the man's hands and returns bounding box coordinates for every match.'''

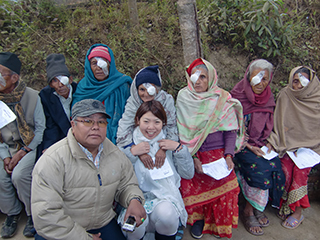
[124,199,146,228]
[3,148,29,174]
[3,157,12,174]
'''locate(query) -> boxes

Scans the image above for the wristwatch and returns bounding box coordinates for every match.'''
[20,146,31,153]
[131,197,143,204]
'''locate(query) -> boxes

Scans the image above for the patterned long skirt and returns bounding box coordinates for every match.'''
[235,147,285,209]
[180,148,239,238]
[279,154,311,216]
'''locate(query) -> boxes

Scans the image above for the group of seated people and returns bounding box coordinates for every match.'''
[0,43,319,240]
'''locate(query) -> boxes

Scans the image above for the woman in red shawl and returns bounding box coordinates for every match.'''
[230,59,285,236]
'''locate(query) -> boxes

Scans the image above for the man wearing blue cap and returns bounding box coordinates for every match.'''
[0,52,45,238]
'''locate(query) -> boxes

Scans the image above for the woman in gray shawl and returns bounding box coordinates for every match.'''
[117,65,178,169]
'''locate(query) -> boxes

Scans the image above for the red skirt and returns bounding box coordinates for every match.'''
[180,148,239,238]
[279,154,311,216]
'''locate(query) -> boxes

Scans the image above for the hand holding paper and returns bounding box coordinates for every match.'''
[287,148,320,169]
[261,146,279,160]
[202,157,232,180]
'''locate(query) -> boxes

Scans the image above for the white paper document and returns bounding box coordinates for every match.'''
[287,148,320,169]
[149,157,174,180]
[0,101,16,129]
[261,146,279,160]
[202,157,232,180]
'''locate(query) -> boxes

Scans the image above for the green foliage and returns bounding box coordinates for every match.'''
[198,0,293,59]
[0,0,185,97]
[1,0,319,98]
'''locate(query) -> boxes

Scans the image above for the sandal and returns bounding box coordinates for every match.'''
[253,209,270,227]
[240,213,264,236]
[277,212,290,221]
[282,215,304,230]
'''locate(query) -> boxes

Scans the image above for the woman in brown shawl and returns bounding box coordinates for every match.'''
[267,66,320,229]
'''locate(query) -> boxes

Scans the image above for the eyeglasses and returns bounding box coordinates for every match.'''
[74,119,108,128]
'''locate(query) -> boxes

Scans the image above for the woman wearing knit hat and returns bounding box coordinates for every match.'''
[117,65,178,171]
[72,43,132,144]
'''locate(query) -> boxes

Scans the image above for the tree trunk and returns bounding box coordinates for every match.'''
[177,0,202,66]
[128,0,139,27]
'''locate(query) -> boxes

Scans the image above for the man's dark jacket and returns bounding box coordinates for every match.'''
[37,82,77,158]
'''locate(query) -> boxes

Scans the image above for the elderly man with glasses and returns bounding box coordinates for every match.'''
[31,99,146,240]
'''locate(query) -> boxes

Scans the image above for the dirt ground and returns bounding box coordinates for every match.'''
[1,200,320,240]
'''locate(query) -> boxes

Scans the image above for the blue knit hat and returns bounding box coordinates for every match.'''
[135,65,161,88]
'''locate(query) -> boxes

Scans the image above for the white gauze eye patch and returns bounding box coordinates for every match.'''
[143,83,156,96]
[56,76,69,86]
[96,57,109,76]
[190,70,201,84]
[250,70,265,86]
[0,73,6,87]
[298,73,309,87]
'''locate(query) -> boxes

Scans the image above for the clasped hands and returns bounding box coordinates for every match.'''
[3,149,28,174]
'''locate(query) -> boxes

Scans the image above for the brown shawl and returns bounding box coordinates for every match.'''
[0,81,35,146]
[268,66,320,157]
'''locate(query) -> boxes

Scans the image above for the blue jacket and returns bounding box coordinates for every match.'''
[37,82,77,157]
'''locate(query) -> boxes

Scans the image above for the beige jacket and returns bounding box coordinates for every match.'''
[31,129,143,240]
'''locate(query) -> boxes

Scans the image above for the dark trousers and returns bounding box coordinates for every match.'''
[35,218,125,240]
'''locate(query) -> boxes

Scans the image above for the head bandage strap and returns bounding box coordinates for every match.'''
[250,70,265,86]
[95,57,109,77]
[190,70,201,84]
[142,83,156,96]
[0,73,7,87]
[298,73,309,87]
[56,75,69,86]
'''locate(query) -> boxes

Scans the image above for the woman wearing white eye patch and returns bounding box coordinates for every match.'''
[267,66,320,230]
[231,59,285,236]
[177,58,245,239]
[72,44,132,145]
[117,65,178,171]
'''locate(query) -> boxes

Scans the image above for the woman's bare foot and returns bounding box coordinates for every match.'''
[243,202,263,234]
[283,207,302,227]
